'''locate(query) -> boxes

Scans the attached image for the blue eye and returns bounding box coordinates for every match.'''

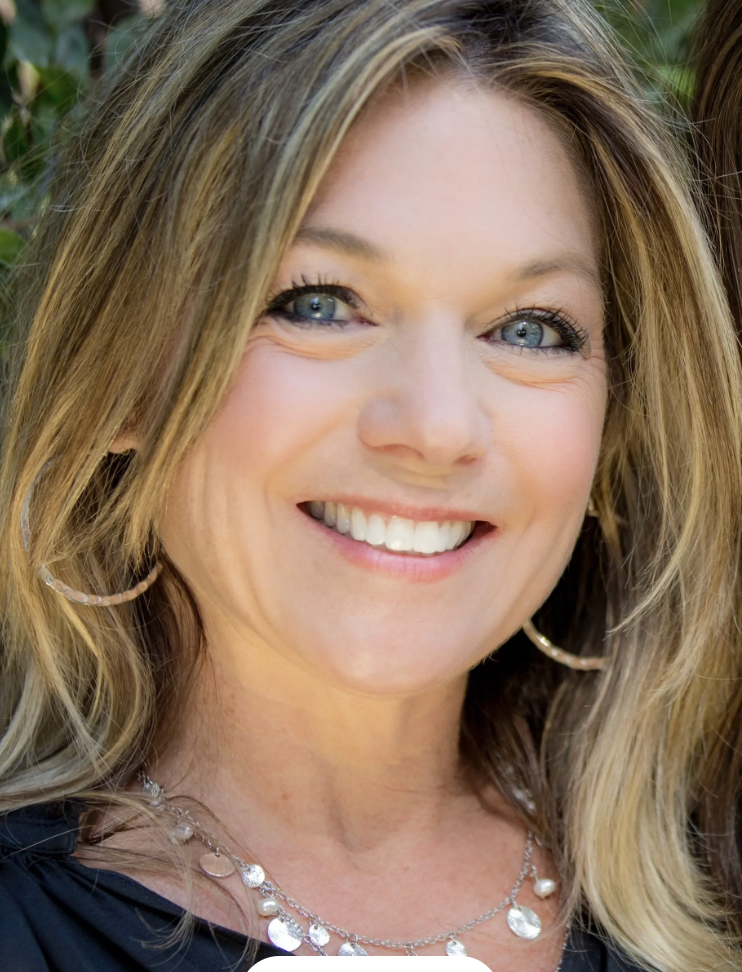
[265,284,358,327]
[495,314,568,350]
[481,308,586,353]
[293,294,340,321]
[501,319,546,347]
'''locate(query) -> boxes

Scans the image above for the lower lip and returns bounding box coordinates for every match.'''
[300,511,495,582]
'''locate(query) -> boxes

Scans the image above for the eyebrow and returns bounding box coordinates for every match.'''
[294,225,601,287]
[294,227,386,261]
[518,257,602,288]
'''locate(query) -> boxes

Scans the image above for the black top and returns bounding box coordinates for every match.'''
[0,802,644,972]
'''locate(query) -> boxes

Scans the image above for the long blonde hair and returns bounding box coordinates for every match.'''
[1,1,741,969]
[690,0,742,939]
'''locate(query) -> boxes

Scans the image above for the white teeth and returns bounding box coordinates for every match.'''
[350,507,367,542]
[413,521,440,555]
[336,503,351,534]
[385,516,414,552]
[435,521,452,553]
[307,502,475,556]
[366,514,386,547]
[449,521,464,547]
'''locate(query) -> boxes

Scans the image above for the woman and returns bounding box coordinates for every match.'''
[0,1,740,970]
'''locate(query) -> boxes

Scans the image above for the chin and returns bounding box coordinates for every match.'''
[289,629,480,697]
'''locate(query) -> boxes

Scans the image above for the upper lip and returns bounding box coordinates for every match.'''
[301,496,491,525]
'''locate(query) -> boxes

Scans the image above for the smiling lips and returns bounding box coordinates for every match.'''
[307,500,475,555]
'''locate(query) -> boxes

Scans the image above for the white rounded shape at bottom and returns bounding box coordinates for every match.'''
[507,905,541,940]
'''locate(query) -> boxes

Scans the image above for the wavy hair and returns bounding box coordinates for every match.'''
[1,1,741,969]
[691,0,742,945]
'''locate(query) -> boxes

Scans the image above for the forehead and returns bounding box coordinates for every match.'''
[305,80,598,293]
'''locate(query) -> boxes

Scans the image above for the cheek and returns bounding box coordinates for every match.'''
[530,389,601,496]
[476,370,606,642]
[499,370,605,544]
[210,342,358,475]
[159,342,361,596]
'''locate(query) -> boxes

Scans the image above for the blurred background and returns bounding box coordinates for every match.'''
[0,0,707,317]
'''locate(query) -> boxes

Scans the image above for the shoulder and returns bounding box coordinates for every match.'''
[563,926,650,972]
[0,801,86,971]
[0,799,82,860]
[0,801,276,971]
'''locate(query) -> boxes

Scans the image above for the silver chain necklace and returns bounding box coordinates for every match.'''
[140,773,563,967]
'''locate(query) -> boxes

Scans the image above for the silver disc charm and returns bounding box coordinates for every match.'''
[309,923,331,948]
[268,916,305,952]
[241,863,265,888]
[446,938,467,956]
[338,942,369,956]
[507,905,541,940]
[199,851,236,878]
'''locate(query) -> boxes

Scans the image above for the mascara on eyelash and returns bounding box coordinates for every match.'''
[264,280,358,315]
[485,306,588,353]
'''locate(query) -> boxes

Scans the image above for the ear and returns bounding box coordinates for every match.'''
[108,430,141,453]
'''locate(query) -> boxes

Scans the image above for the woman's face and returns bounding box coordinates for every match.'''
[161,81,606,695]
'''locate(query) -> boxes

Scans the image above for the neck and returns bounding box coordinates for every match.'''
[153,623,475,854]
[133,623,561,971]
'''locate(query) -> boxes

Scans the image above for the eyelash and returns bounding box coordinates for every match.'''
[264,280,587,353]
[483,306,588,354]
[264,278,363,328]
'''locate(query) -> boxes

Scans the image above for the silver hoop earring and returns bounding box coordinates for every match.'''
[522,619,606,671]
[20,462,162,607]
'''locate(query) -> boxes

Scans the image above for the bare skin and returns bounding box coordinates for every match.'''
[92,78,606,971]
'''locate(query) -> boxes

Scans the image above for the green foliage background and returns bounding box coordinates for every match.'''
[0,0,707,327]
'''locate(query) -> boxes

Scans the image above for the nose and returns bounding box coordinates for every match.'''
[357,316,490,469]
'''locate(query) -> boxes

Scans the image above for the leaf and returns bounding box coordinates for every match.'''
[0,228,25,265]
[17,143,44,180]
[654,63,695,103]
[0,80,13,120]
[0,183,31,213]
[17,60,41,101]
[0,54,13,120]
[646,0,700,23]
[36,65,82,112]
[30,98,58,145]
[41,0,94,34]
[54,24,90,77]
[0,61,18,134]
[9,8,53,67]
[2,113,29,163]
[8,179,47,222]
